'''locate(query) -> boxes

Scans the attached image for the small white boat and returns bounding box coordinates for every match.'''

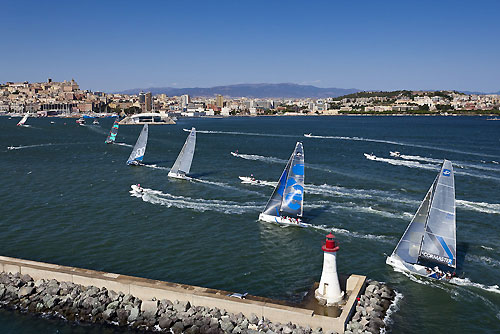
[239,176,260,184]
[230,151,240,157]
[304,133,312,137]
[168,127,196,180]
[93,118,99,125]
[131,184,145,194]
[76,117,85,125]
[364,153,376,160]
[50,121,55,124]
[390,151,401,157]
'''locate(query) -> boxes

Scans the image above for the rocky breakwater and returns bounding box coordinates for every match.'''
[345,280,398,334]
[1,272,337,334]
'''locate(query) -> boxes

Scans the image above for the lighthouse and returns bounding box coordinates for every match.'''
[315,233,344,305]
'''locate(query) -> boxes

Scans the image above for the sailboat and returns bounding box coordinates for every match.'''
[126,124,148,165]
[17,114,29,126]
[259,142,307,227]
[168,127,196,180]
[386,160,457,280]
[105,119,120,144]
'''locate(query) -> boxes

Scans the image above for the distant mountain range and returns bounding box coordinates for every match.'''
[116,83,360,98]
[459,90,500,95]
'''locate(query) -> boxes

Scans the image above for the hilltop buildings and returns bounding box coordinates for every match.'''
[1,79,499,117]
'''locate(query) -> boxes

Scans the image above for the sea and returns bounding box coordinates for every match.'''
[0,115,499,334]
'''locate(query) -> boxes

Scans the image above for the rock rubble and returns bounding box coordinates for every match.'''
[345,280,396,334]
[0,272,324,333]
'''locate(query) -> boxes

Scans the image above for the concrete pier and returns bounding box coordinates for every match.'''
[0,255,366,333]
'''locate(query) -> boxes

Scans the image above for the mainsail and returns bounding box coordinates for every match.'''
[105,119,120,144]
[262,142,304,218]
[419,160,456,268]
[126,124,148,165]
[17,114,28,126]
[391,160,456,269]
[170,127,196,175]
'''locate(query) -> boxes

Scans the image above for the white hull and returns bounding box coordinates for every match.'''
[386,254,452,281]
[364,153,376,160]
[239,176,260,184]
[130,184,145,195]
[258,213,307,228]
[304,133,312,137]
[168,172,191,180]
[230,152,239,157]
[390,151,401,157]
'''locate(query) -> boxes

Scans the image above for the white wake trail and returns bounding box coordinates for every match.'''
[231,153,287,164]
[185,128,295,138]
[365,154,500,182]
[114,142,134,148]
[307,134,500,159]
[7,143,56,150]
[456,200,500,215]
[306,223,392,242]
[392,152,500,172]
[130,186,262,214]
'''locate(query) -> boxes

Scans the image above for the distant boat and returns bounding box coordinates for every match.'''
[390,151,401,157]
[168,127,196,180]
[486,117,500,121]
[239,176,262,184]
[105,119,120,144]
[93,118,99,125]
[17,114,29,126]
[386,160,457,281]
[76,117,85,125]
[304,133,312,137]
[259,142,307,227]
[126,124,148,166]
[230,151,240,157]
[364,153,376,160]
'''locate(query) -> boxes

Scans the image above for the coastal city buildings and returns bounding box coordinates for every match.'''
[1,79,499,118]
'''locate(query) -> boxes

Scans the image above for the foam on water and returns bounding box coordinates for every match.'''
[381,290,404,332]
[114,142,134,148]
[395,152,500,172]
[185,128,295,138]
[366,153,500,182]
[130,186,262,214]
[307,134,500,159]
[306,223,392,242]
[450,277,500,295]
[465,254,500,268]
[191,178,265,196]
[7,143,55,150]
[456,199,500,215]
[231,153,287,164]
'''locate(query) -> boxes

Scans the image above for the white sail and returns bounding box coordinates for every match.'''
[17,114,29,126]
[169,127,196,178]
[419,160,456,268]
[127,124,148,165]
[388,159,457,273]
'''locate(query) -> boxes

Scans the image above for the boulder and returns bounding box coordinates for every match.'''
[220,318,235,333]
[158,316,173,329]
[102,308,115,321]
[172,321,186,334]
[116,309,130,326]
[106,300,120,310]
[18,286,34,298]
[249,313,259,325]
[186,325,201,334]
[128,306,140,322]
[173,300,191,312]
[141,299,158,317]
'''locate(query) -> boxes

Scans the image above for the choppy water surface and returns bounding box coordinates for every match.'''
[1,116,499,333]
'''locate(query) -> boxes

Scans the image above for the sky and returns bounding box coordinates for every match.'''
[1,0,499,92]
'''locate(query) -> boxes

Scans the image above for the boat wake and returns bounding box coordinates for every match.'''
[307,134,500,159]
[231,153,287,164]
[306,223,393,242]
[465,254,500,268]
[449,277,500,295]
[393,151,500,172]
[114,142,134,148]
[365,153,500,182]
[191,178,265,196]
[184,128,295,138]
[141,164,170,170]
[456,200,500,215]
[364,153,439,171]
[7,143,56,150]
[130,186,262,214]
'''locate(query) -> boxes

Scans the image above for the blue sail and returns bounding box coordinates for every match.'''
[127,124,148,165]
[280,142,304,218]
[105,119,120,144]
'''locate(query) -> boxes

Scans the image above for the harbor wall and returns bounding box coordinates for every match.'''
[0,255,366,333]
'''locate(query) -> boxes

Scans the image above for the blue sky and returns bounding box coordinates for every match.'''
[1,0,499,92]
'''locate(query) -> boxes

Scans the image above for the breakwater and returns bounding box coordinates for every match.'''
[0,256,396,333]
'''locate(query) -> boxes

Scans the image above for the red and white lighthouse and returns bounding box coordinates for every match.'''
[315,233,344,305]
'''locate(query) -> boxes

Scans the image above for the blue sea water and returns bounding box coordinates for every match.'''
[0,116,499,333]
